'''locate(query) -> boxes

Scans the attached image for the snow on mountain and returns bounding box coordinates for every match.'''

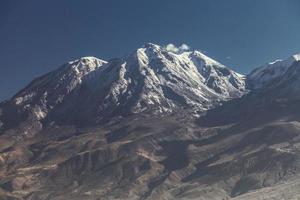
[14,56,107,107]
[0,43,246,132]
[9,56,107,122]
[247,53,300,89]
[263,57,300,100]
[0,57,107,131]
[189,50,245,97]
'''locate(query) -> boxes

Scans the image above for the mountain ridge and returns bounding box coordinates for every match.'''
[0,43,246,134]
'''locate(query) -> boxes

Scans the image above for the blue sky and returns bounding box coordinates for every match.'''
[1,0,300,101]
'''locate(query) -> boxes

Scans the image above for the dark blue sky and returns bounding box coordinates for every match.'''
[1,0,300,101]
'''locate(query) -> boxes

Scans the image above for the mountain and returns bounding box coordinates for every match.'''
[1,45,300,200]
[0,43,245,135]
[201,54,300,126]
[198,55,300,200]
[248,54,300,101]
[0,56,108,136]
[247,53,300,90]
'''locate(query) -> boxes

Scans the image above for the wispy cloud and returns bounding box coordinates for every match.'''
[165,43,190,53]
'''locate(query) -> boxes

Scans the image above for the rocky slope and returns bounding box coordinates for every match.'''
[1,45,300,200]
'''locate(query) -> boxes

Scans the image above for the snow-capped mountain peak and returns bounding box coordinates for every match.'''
[291,53,300,61]
[142,42,162,50]
[13,56,107,105]
[191,50,222,66]
[0,43,246,133]
[67,56,107,73]
[247,53,300,89]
